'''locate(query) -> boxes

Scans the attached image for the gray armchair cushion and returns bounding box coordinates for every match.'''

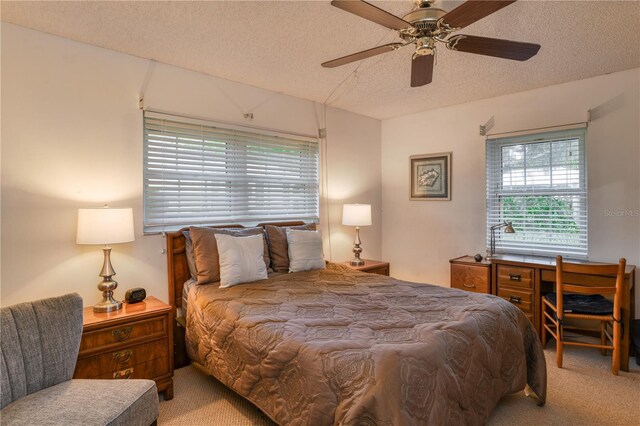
[0,379,159,426]
[1,293,83,408]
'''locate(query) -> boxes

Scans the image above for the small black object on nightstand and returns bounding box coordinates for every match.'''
[124,287,146,304]
[474,254,483,262]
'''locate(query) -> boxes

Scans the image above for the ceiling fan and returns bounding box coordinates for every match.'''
[322,0,541,87]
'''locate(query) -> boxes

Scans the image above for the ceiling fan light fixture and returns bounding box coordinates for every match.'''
[414,37,436,57]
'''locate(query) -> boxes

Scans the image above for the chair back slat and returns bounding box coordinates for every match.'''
[560,261,620,276]
[555,256,626,321]
[562,284,616,295]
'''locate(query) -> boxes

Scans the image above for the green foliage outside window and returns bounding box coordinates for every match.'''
[502,195,581,245]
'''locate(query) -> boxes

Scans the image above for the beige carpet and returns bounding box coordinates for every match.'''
[159,347,639,425]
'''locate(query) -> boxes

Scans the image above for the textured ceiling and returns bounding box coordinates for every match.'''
[2,1,639,119]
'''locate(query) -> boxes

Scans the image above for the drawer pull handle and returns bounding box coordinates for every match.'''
[509,274,522,281]
[509,296,522,304]
[113,368,133,379]
[112,327,132,342]
[113,350,132,364]
[463,283,476,288]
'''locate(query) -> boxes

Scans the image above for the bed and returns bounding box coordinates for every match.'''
[167,224,546,425]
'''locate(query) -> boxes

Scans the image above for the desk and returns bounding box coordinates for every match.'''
[490,254,636,372]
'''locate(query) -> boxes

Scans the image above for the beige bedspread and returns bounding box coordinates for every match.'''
[186,263,546,425]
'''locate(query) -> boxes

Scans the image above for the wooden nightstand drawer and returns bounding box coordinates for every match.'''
[498,286,534,313]
[451,264,489,293]
[96,356,170,381]
[79,315,168,356]
[497,265,534,290]
[75,338,169,379]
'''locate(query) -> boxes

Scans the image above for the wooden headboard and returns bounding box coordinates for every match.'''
[166,221,306,317]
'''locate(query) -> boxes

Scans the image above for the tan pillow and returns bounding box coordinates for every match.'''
[265,223,316,272]
[189,227,270,284]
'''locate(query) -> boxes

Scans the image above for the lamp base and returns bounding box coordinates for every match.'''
[93,296,122,313]
[351,226,365,267]
[94,280,122,313]
[350,259,365,267]
[93,247,123,313]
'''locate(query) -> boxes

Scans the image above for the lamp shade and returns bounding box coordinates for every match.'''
[342,204,372,226]
[77,207,135,245]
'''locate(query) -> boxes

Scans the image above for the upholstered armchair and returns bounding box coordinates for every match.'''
[0,293,159,425]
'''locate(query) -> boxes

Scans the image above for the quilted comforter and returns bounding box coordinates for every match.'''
[185,262,546,425]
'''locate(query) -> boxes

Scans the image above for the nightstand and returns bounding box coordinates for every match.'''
[344,259,390,276]
[73,296,174,400]
[449,255,491,294]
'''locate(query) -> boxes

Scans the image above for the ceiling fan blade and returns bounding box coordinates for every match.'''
[331,0,412,31]
[410,54,434,87]
[440,0,516,30]
[322,43,403,68]
[447,35,540,61]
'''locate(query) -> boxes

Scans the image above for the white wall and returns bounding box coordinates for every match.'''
[381,68,640,312]
[0,23,381,307]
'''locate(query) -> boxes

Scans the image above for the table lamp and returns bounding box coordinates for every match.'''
[77,206,135,313]
[342,204,372,266]
[487,220,515,260]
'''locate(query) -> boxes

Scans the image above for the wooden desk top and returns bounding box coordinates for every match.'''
[450,255,492,266]
[490,254,636,276]
[82,296,170,326]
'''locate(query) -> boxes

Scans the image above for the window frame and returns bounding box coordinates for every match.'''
[486,127,588,259]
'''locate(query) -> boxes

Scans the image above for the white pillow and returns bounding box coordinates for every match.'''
[286,229,326,273]
[214,233,268,288]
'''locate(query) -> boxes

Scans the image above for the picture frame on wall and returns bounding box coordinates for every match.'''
[409,152,452,201]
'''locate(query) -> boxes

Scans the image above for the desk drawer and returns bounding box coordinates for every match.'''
[451,264,489,293]
[497,265,534,290]
[498,286,534,313]
[540,269,627,288]
[79,315,168,356]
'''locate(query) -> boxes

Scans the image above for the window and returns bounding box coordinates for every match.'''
[486,127,587,258]
[143,111,319,233]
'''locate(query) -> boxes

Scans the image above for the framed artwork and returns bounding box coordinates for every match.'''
[409,152,451,201]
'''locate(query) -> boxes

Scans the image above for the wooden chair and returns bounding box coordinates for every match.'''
[542,256,626,375]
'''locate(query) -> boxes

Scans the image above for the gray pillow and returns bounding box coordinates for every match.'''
[189,226,271,285]
[265,223,316,272]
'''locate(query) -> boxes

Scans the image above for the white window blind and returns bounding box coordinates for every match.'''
[486,128,588,258]
[143,111,319,233]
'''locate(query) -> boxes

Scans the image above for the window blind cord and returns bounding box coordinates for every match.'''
[314,101,332,261]
[138,59,157,110]
[208,80,246,117]
[322,103,332,261]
